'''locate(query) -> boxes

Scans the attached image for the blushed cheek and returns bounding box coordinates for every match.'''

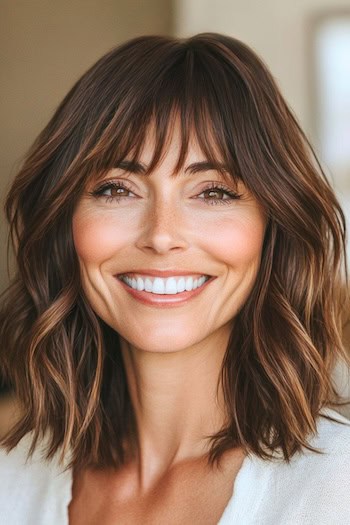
[202,216,266,268]
[72,214,129,264]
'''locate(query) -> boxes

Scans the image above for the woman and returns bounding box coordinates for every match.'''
[1,33,350,524]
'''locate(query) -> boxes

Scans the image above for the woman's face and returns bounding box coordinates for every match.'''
[72,125,267,353]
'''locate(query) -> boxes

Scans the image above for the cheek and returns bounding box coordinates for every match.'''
[200,213,266,267]
[72,212,129,264]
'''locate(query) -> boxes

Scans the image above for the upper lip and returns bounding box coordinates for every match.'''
[117,269,213,278]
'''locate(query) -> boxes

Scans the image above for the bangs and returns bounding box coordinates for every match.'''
[80,38,245,186]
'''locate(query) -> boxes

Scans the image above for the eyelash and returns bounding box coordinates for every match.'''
[89,181,242,206]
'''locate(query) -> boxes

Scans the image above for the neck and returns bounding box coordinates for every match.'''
[119,323,232,490]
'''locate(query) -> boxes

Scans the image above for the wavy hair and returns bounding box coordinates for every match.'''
[1,33,349,470]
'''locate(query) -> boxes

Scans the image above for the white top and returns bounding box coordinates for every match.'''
[1,408,350,525]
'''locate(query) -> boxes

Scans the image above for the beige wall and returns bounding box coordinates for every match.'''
[174,0,350,139]
[0,0,172,291]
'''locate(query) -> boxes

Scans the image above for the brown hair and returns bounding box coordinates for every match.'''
[1,33,349,470]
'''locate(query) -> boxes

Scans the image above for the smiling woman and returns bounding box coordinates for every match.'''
[0,34,350,525]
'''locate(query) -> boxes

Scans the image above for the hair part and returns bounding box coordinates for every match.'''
[0,33,349,470]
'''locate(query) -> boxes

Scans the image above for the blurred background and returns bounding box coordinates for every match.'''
[0,1,349,414]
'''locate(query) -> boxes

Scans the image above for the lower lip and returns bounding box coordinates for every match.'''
[116,276,215,307]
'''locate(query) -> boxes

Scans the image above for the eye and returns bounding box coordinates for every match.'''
[88,180,243,206]
[197,183,242,205]
[89,181,135,202]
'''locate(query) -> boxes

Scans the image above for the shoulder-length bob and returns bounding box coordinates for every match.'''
[0,33,349,470]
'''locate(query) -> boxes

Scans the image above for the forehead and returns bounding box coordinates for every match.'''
[137,118,215,167]
[133,114,234,179]
[88,112,235,184]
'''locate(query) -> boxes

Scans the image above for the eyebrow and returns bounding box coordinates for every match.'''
[114,160,230,176]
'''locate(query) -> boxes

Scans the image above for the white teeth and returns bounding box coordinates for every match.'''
[185,277,193,291]
[153,277,165,294]
[145,278,153,292]
[165,277,177,294]
[177,277,186,293]
[136,277,144,291]
[120,274,210,294]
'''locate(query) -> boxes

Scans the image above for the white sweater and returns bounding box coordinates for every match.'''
[0,408,350,525]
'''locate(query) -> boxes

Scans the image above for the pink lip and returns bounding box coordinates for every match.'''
[116,269,212,278]
[116,276,215,307]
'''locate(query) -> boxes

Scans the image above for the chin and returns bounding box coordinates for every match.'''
[118,328,206,354]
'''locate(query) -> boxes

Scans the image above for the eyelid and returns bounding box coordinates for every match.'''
[196,182,242,197]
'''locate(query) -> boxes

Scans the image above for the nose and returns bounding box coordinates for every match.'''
[136,198,189,255]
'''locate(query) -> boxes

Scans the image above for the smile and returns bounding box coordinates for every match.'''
[118,274,210,295]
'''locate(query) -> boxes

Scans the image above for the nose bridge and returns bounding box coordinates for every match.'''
[137,191,188,253]
[151,194,176,228]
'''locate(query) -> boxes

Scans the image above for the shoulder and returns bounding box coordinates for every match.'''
[221,408,350,525]
[297,407,350,484]
[262,408,350,524]
[0,432,72,525]
[312,407,350,452]
[286,408,350,487]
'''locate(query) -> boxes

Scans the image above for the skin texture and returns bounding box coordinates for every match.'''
[71,123,267,515]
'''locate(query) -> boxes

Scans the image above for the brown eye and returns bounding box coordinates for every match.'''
[91,181,135,201]
[203,188,227,200]
[107,186,130,197]
[197,184,241,205]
